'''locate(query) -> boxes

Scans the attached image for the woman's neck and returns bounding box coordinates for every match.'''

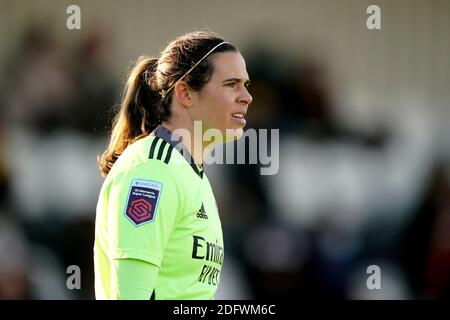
[161,120,208,165]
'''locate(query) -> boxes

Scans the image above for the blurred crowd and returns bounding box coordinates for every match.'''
[0,26,449,300]
[0,25,115,299]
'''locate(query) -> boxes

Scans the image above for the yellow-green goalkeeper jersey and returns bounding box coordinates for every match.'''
[94,125,224,299]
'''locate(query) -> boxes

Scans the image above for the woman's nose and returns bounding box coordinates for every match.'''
[240,88,253,105]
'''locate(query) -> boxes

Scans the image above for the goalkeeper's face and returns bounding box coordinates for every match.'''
[191,51,252,142]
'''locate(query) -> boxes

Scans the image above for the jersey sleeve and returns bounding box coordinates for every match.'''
[110,258,159,300]
[106,161,184,267]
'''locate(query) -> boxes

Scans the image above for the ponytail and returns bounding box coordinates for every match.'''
[98,56,164,177]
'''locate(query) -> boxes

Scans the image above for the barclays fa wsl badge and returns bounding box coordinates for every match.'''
[124,179,162,227]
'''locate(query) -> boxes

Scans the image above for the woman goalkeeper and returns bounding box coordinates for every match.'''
[94,31,252,299]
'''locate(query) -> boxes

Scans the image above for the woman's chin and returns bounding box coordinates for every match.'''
[224,127,244,142]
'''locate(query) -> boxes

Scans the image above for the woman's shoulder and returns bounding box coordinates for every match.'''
[107,135,189,185]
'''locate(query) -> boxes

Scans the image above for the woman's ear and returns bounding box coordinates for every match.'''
[174,81,193,108]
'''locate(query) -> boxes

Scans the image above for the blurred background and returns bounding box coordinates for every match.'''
[0,0,449,299]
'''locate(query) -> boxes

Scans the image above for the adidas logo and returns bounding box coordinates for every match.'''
[196,203,208,219]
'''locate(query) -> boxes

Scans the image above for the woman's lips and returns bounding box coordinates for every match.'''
[231,112,246,125]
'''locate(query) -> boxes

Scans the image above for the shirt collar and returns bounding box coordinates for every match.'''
[153,125,204,178]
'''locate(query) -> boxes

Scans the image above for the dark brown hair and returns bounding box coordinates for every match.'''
[98,31,237,177]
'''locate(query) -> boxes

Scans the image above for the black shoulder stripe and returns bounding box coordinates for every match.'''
[164,145,174,164]
[149,137,160,159]
[157,140,168,160]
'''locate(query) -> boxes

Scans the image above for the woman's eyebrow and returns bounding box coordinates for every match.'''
[223,78,251,85]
